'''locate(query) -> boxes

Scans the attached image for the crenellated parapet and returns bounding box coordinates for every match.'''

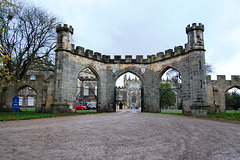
[206,75,240,82]
[55,24,192,64]
[56,24,74,34]
[186,23,204,34]
[116,86,125,89]
[71,44,186,64]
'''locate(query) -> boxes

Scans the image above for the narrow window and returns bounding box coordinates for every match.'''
[28,97,35,107]
[19,97,23,106]
[199,61,202,70]
[200,80,203,88]
[58,79,61,88]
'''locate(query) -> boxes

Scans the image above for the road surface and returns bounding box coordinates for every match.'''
[0,110,240,160]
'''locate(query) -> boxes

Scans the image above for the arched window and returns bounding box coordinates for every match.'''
[132,94,136,103]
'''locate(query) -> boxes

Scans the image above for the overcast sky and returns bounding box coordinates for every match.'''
[29,0,240,80]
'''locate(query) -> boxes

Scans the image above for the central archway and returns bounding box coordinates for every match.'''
[115,71,143,112]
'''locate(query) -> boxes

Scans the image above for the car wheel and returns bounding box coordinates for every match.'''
[81,108,84,110]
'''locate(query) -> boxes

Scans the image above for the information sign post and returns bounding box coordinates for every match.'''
[12,95,19,116]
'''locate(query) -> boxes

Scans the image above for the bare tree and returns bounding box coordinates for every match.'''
[206,63,214,74]
[1,2,59,80]
[165,68,182,85]
[164,63,214,82]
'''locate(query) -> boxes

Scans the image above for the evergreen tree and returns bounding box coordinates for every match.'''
[225,90,240,112]
[160,83,176,109]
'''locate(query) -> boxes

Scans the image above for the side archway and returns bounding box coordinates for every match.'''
[16,85,37,110]
[76,66,100,111]
[225,86,240,112]
[159,66,182,112]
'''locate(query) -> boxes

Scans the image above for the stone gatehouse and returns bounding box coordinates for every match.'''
[52,23,208,116]
[3,23,240,116]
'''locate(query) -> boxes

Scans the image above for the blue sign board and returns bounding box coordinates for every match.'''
[12,95,19,116]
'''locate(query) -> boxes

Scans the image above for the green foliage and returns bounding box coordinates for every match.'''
[0,0,16,86]
[0,110,98,121]
[225,90,240,111]
[160,83,176,108]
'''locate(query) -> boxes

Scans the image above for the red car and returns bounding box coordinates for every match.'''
[76,103,87,110]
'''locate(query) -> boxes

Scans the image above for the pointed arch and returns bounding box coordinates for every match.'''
[15,85,37,95]
[114,69,144,112]
[225,85,240,94]
[76,65,100,111]
[159,66,182,79]
[16,85,37,108]
[76,65,100,81]
[114,69,143,85]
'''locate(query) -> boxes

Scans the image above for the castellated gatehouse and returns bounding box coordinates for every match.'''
[3,23,240,116]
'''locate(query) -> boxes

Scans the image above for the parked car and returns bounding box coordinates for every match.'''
[76,103,87,110]
[86,102,97,110]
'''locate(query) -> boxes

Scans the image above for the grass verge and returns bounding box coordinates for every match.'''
[160,110,183,114]
[207,110,240,121]
[159,110,240,121]
[0,110,97,121]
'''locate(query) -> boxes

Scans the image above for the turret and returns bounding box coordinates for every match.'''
[186,23,204,51]
[56,24,74,51]
[53,24,74,109]
[185,23,208,116]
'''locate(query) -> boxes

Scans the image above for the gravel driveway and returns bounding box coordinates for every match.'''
[0,110,240,160]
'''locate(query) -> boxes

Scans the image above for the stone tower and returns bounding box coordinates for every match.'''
[186,23,208,115]
[52,24,74,113]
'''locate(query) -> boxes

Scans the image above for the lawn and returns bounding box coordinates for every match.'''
[207,110,240,121]
[0,110,97,121]
[160,110,183,114]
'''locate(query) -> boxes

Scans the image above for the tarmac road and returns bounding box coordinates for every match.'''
[0,110,240,160]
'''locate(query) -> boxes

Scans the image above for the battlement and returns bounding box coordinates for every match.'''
[71,45,186,64]
[186,23,204,34]
[56,24,74,34]
[116,86,125,89]
[56,23,205,64]
[207,75,240,81]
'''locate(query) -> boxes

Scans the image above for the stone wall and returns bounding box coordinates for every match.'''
[3,74,54,113]
[206,75,240,113]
